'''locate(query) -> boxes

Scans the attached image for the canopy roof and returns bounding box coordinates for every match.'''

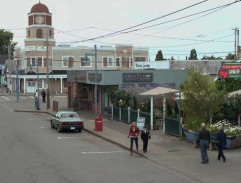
[139,86,179,96]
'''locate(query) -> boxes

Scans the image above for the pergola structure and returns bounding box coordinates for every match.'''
[139,86,179,131]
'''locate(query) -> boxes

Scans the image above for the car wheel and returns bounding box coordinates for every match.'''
[50,121,54,128]
[78,129,82,133]
[57,126,62,133]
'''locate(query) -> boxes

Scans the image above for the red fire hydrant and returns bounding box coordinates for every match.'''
[95,113,103,131]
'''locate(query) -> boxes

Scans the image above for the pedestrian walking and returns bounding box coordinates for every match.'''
[196,123,210,164]
[35,90,38,100]
[73,97,78,112]
[141,126,151,153]
[41,89,46,102]
[216,126,227,162]
[128,122,140,156]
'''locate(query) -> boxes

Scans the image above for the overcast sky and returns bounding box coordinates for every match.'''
[1,0,241,60]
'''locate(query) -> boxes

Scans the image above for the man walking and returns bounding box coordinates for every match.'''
[196,123,210,164]
[73,97,78,112]
[41,89,46,103]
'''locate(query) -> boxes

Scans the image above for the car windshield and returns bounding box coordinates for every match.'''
[61,113,78,118]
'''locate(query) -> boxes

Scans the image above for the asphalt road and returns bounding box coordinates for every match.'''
[2,95,241,183]
[0,97,200,183]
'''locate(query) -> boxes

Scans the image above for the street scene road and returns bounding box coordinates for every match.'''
[1,95,241,183]
[0,96,193,183]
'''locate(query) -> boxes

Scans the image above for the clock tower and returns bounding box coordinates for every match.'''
[25,1,55,53]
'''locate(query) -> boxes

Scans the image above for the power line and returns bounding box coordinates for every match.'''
[75,0,208,43]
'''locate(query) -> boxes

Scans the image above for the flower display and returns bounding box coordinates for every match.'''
[118,99,126,107]
[209,120,241,137]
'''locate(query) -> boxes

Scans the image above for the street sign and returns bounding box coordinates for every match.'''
[137,117,145,131]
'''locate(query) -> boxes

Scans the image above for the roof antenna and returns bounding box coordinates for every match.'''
[39,1,41,3]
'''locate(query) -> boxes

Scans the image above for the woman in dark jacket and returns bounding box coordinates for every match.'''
[216,126,227,162]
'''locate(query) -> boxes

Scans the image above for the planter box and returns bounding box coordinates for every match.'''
[183,127,241,149]
[225,135,241,149]
[182,128,198,143]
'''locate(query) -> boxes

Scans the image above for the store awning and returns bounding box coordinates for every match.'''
[139,86,178,96]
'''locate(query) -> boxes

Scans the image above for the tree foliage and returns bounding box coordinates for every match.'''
[108,88,131,108]
[225,53,234,60]
[188,49,198,60]
[0,29,16,55]
[216,78,241,93]
[155,50,164,61]
[181,68,225,130]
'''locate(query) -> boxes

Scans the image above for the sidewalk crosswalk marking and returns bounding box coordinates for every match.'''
[0,96,10,101]
[82,151,123,154]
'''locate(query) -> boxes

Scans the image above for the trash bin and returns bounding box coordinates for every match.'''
[95,114,103,131]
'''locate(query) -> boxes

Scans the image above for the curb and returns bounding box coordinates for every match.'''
[13,109,147,158]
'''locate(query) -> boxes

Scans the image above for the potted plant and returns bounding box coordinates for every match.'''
[209,120,241,149]
[181,68,225,142]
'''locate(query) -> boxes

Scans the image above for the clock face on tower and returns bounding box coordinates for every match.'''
[34,15,44,24]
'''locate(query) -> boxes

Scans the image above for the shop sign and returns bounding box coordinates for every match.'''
[76,71,87,83]
[88,73,102,83]
[218,62,241,79]
[123,73,153,82]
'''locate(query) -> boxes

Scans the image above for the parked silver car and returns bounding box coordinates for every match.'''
[50,111,84,133]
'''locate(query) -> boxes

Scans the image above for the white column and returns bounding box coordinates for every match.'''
[60,78,63,93]
[23,78,26,93]
[150,96,153,130]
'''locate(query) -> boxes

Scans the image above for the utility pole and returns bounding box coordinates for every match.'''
[16,60,19,101]
[237,28,240,59]
[46,30,50,109]
[234,28,240,60]
[235,28,237,60]
[8,44,12,94]
[94,45,97,117]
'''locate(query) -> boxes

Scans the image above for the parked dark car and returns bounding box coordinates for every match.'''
[50,111,84,133]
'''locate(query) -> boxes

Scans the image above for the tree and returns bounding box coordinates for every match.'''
[155,50,164,61]
[108,88,131,108]
[0,29,16,56]
[181,68,225,130]
[188,49,198,60]
[225,53,235,60]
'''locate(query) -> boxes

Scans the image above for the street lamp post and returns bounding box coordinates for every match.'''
[36,58,40,110]
[16,60,19,101]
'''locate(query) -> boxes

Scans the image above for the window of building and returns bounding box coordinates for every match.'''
[49,30,52,37]
[31,58,36,67]
[36,29,43,38]
[37,57,42,67]
[116,57,122,67]
[134,57,146,62]
[62,56,74,67]
[28,30,30,37]
[27,57,31,67]
[102,57,114,67]
[129,57,133,67]
[80,56,93,67]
